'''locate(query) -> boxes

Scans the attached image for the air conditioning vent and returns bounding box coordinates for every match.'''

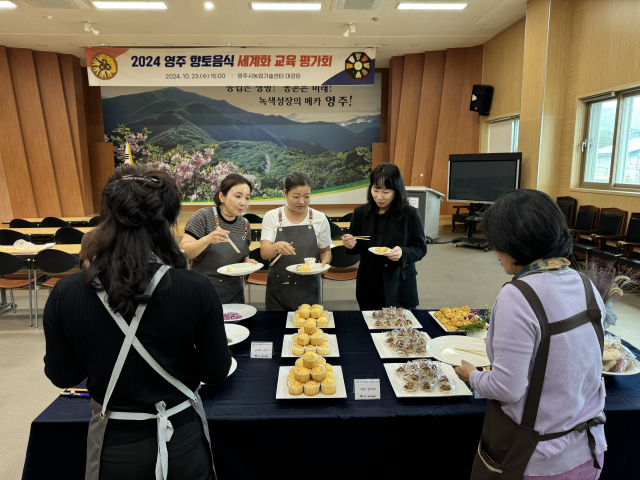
[25,0,89,9]
[332,0,385,11]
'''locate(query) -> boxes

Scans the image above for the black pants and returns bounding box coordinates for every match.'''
[99,419,214,480]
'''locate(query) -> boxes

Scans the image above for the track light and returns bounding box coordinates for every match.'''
[85,22,99,35]
[343,23,355,37]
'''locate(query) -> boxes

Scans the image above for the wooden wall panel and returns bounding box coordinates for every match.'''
[0,46,37,218]
[518,0,551,190]
[482,19,526,120]
[393,54,425,181]
[0,152,14,220]
[431,46,484,215]
[34,51,85,216]
[411,51,446,188]
[7,48,63,217]
[59,54,93,213]
[377,68,389,143]
[372,142,389,169]
[388,56,405,164]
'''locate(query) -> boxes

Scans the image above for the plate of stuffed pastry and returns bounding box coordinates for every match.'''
[286,304,335,329]
[286,263,331,275]
[368,247,391,256]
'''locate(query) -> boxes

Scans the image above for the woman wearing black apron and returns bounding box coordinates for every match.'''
[455,190,607,480]
[260,172,332,311]
[181,174,256,304]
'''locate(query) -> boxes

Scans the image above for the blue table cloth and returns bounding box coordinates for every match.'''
[22,310,640,479]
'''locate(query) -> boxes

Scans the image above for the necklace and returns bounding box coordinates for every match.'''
[285,205,296,213]
[219,206,236,220]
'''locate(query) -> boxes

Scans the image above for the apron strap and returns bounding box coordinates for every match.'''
[538,416,606,469]
[212,207,220,230]
[278,208,283,231]
[308,208,313,228]
[579,272,605,353]
[243,217,249,239]
[96,265,172,415]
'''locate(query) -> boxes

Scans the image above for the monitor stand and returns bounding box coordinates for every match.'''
[451,204,491,252]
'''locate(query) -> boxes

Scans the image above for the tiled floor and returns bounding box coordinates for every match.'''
[1,232,639,479]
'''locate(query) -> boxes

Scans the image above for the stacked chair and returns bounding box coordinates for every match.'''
[556,196,578,227]
[246,248,267,304]
[615,213,640,274]
[572,208,627,259]
[321,245,359,304]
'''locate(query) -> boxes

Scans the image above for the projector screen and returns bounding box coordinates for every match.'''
[447,153,521,204]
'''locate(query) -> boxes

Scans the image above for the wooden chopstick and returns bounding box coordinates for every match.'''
[351,236,370,240]
[270,254,282,266]
[454,347,487,354]
[227,237,241,254]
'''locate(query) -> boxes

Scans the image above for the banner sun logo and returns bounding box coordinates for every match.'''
[91,53,118,80]
[345,52,371,80]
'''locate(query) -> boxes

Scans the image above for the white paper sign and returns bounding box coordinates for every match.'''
[251,342,273,359]
[354,379,381,400]
[408,197,419,209]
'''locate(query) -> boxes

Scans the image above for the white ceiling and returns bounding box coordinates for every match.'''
[0,0,526,67]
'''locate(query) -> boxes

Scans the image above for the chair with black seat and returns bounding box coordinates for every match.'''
[573,208,626,259]
[452,205,472,232]
[0,230,30,245]
[0,252,43,324]
[243,213,262,224]
[329,222,343,241]
[246,247,268,305]
[569,205,599,259]
[87,216,101,227]
[556,196,578,227]
[339,213,353,223]
[9,219,36,228]
[35,249,79,291]
[321,245,359,303]
[42,217,71,228]
[591,213,640,264]
[615,213,640,274]
[54,227,85,245]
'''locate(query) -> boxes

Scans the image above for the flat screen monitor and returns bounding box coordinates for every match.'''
[447,153,522,204]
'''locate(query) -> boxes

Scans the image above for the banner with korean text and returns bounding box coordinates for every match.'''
[86,47,375,87]
[101,73,381,204]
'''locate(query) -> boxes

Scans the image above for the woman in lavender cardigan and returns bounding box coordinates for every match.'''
[455,190,607,480]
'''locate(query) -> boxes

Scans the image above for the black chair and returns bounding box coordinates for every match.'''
[0,230,30,245]
[452,205,472,232]
[244,213,263,224]
[573,208,626,257]
[339,213,353,223]
[556,196,578,227]
[35,249,79,291]
[321,245,359,303]
[42,217,71,228]
[87,216,102,227]
[0,252,31,314]
[9,219,36,228]
[54,227,85,245]
[591,213,640,263]
[329,222,343,240]
[247,247,267,304]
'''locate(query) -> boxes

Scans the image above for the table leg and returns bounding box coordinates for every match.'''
[34,265,39,328]
[0,288,12,316]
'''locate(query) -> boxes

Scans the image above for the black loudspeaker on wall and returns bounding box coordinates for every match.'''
[469,84,494,116]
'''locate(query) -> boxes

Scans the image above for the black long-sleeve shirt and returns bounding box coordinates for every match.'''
[43,264,232,445]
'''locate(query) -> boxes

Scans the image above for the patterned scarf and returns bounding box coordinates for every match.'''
[514,257,571,280]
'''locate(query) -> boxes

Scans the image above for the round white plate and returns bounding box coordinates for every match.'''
[217,263,264,277]
[368,247,391,256]
[222,304,257,323]
[225,324,250,346]
[427,336,490,367]
[228,357,237,377]
[285,263,331,276]
[602,364,640,376]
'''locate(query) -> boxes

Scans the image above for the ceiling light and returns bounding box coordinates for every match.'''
[226,43,234,45]
[397,3,466,9]
[0,1,17,8]
[251,3,321,10]
[204,2,213,9]
[93,2,168,9]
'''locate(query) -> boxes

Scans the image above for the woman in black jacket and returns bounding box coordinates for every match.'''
[344,163,427,310]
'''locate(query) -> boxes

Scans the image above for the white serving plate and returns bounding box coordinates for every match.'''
[286,311,335,329]
[225,324,250,346]
[384,362,472,398]
[281,334,340,358]
[368,246,391,256]
[222,304,257,323]
[276,365,347,399]
[362,310,422,330]
[426,336,490,367]
[285,263,331,276]
[428,310,485,334]
[602,364,640,376]
[370,332,432,359]
[217,262,264,277]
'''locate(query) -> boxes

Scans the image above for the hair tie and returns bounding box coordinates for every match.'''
[113,175,159,184]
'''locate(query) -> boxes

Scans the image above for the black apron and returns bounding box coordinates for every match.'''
[191,208,250,304]
[264,207,321,311]
[471,272,605,480]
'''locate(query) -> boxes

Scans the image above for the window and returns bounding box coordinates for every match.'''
[581,89,640,189]
[488,116,519,153]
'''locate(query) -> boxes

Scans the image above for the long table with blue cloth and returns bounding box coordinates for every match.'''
[22,310,640,479]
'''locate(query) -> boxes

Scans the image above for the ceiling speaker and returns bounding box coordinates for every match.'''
[332,0,385,11]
